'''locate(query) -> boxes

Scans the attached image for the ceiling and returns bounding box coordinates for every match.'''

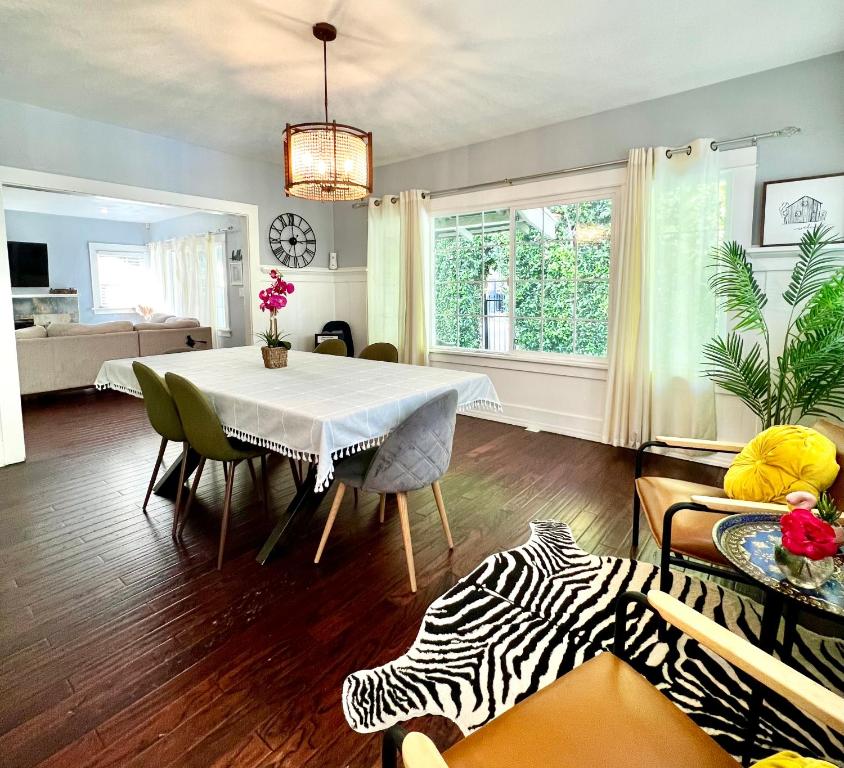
[2,187,223,223]
[0,1,842,166]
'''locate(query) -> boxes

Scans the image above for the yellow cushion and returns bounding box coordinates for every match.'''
[724,425,839,504]
[752,751,837,768]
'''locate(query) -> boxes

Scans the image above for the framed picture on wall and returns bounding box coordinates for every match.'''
[228,261,243,286]
[761,172,844,246]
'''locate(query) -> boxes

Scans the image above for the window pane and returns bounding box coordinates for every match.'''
[434,231,458,283]
[542,281,573,319]
[458,281,483,316]
[543,318,574,354]
[435,283,458,346]
[483,277,509,315]
[576,280,609,321]
[575,321,608,356]
[458,315,482,349]
[457,230,484,281]
[514,209,544,280]
[514,279,541,317]
[513,317,541,352]
[544,240,575,280]
[576,239,610,279]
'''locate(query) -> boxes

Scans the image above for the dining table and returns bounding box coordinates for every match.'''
[95,345,501,564]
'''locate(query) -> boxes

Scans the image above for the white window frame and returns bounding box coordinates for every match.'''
[429,167,625,368]
[88,241,149,314]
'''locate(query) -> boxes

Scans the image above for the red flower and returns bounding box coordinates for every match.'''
[780,508,838,560]
[285,282,295,294]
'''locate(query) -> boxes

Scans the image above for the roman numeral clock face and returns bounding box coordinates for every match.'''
[269,213,316,269]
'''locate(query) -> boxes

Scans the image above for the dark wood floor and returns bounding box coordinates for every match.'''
[0,390,724,768]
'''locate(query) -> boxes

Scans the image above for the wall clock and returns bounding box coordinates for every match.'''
[269,213,316,268]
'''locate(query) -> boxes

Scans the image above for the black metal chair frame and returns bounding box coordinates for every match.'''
[632,440,755,592]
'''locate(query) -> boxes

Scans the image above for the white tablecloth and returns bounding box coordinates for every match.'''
[96,346,500,491]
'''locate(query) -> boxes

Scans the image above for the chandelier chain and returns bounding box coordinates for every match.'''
[323,40,328,123]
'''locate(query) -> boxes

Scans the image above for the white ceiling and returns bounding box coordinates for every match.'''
[0,1,842,166]
[2,187,222,223]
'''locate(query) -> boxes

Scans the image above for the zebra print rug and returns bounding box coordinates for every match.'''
[343,521,844,764]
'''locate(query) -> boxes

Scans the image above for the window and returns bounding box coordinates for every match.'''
[433,195,614,359]
[88,242,150,313]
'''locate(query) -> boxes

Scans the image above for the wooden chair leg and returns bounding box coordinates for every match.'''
[223,462,229,482]
[396,492,417,593]
[379,493,387,524]
[218,460,238,570]
[247,457,260,498]
[431,481,454,550]
[144,437,168,513]
[172,441,190,538]
[314,482,347,563]
[260,454,270,519]
[177,455,206,538]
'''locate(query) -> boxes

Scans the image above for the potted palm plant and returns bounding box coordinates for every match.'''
[703,224,844,427]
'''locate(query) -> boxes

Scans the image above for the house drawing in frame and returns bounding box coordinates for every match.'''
[780,195,826,226]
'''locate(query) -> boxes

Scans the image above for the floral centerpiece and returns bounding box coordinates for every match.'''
[775,494,839,589]
[257,269,294,369]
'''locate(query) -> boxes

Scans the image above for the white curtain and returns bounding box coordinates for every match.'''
[602,147,654,447]
[603,139,719,445]
[148,233,224,337]
[367,189,431,365]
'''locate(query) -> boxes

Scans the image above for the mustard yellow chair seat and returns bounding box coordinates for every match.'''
[635,477,730,566]
[441,653,737,768]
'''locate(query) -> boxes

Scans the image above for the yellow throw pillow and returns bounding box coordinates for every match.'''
[752,750,838,768]
[724,425,839,504]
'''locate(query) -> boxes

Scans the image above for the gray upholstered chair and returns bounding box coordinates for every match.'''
[314,390,458,592]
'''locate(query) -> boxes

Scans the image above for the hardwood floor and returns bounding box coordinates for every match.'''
[0,389,724,767]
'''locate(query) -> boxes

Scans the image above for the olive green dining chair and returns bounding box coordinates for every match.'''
[165,372,270,570]
[314,338,347,356]
[133,362,188,536]
[359,342,399,363]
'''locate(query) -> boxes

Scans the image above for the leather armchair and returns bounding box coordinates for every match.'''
[388,590,844,768]
[633,420,844,591]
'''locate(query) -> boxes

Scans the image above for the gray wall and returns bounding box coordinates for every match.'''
[4,210,147,324]
[0,97,334,269]
[148,211,248,347]
[333,52,844,266]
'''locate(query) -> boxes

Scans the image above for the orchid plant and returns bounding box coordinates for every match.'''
[257,269,294,349]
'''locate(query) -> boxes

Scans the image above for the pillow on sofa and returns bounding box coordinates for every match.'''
[165,317,200,327]
[150,312,174,323]
[725,425,839,504]
[15,325,47,339]
[47,321,135,336]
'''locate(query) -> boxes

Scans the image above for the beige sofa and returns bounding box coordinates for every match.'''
[15,318,213,395]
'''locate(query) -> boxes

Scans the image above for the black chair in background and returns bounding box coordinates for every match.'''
[320,320,354,357]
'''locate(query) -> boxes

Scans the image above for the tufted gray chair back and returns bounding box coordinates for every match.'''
[362,390,458,493]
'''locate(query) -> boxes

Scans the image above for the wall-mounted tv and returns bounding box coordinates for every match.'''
[7,241,49,287]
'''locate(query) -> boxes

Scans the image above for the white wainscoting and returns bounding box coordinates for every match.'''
[254,266,368,353]
[429,350,607,441]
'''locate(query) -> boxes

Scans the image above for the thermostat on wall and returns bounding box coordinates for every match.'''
[329,251,338,271]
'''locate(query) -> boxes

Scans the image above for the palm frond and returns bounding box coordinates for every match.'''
[783,225,842,307]
[708,241,768,334]
[795,268,844,335]
[702,333,770,422]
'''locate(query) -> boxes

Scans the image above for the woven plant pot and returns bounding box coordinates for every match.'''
[261,346,288,369]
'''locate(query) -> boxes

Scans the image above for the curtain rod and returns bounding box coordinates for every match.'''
[351,125,800,208]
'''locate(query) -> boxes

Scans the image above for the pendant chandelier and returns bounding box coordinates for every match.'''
[283,22,373,202]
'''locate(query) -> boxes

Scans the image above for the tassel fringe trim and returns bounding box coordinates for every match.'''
[96,383,500,490]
